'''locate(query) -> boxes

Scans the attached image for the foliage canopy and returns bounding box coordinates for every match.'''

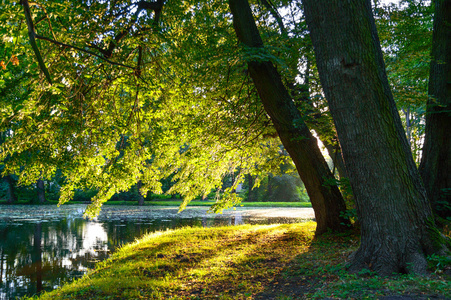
[0,0,306,216]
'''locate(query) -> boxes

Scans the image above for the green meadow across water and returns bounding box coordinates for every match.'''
[133,200,311,208]
[0,199,312,208]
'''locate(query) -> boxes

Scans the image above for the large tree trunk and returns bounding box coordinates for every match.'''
[246,174,257,202]
[137,180,145,206]
[419,0,451,221]
[266,174,273,201]
[303,0,448,275]
[37,179,46,204]
[5,175,17,204]
[228,0,350,234]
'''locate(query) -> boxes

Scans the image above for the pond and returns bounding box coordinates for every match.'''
[0,204,314,300]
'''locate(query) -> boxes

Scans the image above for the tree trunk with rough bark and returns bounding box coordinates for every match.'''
[266,174,274,201]
[303,0,449,275]
[137,180,145,206]
[246,174,257,202]
[37,179,46,204]
[228,0,350,234]
[419,0,451,221]
[5,175,17,204]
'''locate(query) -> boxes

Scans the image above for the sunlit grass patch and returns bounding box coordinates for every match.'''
[31,223,316,299]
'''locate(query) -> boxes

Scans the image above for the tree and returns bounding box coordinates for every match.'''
[255,0,349,182]
[419,0,451,221]
[3,175,18,204]
[0,0,293,217]
[136,180,145,206]
[302,0,449,275]
[374,0,450,220]
[245,174,257,202]
[228,0,349,234]
[36,179,46,204]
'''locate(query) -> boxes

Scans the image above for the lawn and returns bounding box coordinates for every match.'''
[0,199,312,208]
[139,200,312,208]
[29,222,450,299]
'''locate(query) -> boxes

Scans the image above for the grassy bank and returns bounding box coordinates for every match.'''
[29,222,450,300]
[0,199,312,208]
[102,200,312,208]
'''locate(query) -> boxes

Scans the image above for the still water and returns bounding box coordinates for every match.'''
[0,204,314,299]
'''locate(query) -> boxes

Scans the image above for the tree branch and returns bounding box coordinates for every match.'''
[21,0,52,84]
[23,0,166,81]
[34,34,135,69]
[259,0,286,35]
[101,0,165,58]
[100,8,141,59]
[137,0,165,12]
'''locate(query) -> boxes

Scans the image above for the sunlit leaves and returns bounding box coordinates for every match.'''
[0,0,301,216]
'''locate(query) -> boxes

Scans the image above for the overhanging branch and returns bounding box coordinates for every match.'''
[22,0,52,84]
[21,0,166,82]
[34,34,135,70]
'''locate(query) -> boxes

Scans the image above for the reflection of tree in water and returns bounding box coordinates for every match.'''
[8,219,160,300]
[33,223,42,294]
[1,224,35,299]
[0,219,111,300]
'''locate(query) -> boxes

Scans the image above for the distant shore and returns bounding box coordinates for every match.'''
[0,199,312,208]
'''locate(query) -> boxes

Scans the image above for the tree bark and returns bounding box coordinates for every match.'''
[266,174,273,202]
[246,174,257,202]
[228,0,350,234]
[37,179,46,204]
[303,0,448,275]
[137,180,145,206]
[419,0,451,221]
[5,175,17,204]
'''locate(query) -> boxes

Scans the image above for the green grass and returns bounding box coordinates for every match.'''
[27,222,450,300]
[0,199,312,208]
[142,200,312,208]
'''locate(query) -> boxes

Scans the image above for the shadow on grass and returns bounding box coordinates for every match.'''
[256,231,451,300]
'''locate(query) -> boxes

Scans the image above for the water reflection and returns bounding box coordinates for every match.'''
[1,219,109,299]
[0,205,313,299]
